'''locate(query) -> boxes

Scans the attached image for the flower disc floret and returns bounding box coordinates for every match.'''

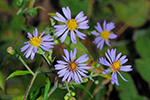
[53,6,89,44]
[29,36,42,47]
[67,19,78,30]
[54,48,91,84]
[99,48,132,85]
[91,20,117,50]
[21,28,55,60]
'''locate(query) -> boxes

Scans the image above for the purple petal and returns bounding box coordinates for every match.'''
[33,28,38,37]
[27,32,33,38]
[40,45,51,52]
[75,54,88,63]
[103,20,106,30]
[75,11,84,20]
[93,36,102,44]
[25,46,33,58]
[115,52,122,61]
[55,27,67,37]
[66,6,71,19]
[33,47,37,53]
[109,33,117,39]
[60,30,68,43]
[21,43,30,52]
[117,71,128,82]
[75,30,86,40]
[30,51,35,60]
[55,64,67,70]
[62,7,70,20]
[91,31,99,36]
[67,72,72,83]
[95,22,103,33]
[62,71,70,81]
[102,69,111,74]
[120,65,132,72]
[105,52,112,64]
[111,72,119,85]
[63,49,70,61]
[105,40,111,46]
[76,71,83,82]
[70,30,77,44]
[57,60,68,64]
[53,16,66,23]
[99,57,110,66]
[106,22,115,32]
[70,48,77,61]
[56,12,66,22]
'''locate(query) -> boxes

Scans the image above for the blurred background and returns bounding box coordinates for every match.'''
[0,0,150,100]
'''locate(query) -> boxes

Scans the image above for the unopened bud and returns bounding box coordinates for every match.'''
[71,92,75,96]
[54,40,58,45]
[64,95,69,100]
[94,80,99,85]
[7,46,15,55]
[69,97,76,100]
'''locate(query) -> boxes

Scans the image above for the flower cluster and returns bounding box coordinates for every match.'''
[53,6,89,44]
[54,48,91,84]
[91,20,117,50]
[99,49,132,85]
[21,28,55,60]
[20,6,132,86]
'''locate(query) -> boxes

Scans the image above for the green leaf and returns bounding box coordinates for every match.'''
[59,0,89,15]
[135,58,150,85]
[64,35,93,60]
[0,71,5,91]
[6,70,31,80]
[22,8,38,17]
[115,72,141,100]
[114,1,148,28]
[44,77,51,100]
[71,83,93,98]
[135,35,150,59]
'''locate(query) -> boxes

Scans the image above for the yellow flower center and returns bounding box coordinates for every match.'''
[29,36,42,47]
[111,60,122,72]
[68,62,77,71]
[101,30,111,40]
[67,19,78,30]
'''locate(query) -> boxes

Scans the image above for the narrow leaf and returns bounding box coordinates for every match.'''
[0,71,5,91]
[71,83,93,98]
[6,70,31,80]
[44,77,51,100]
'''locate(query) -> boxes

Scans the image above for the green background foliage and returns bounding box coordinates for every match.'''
[0,0,150,100]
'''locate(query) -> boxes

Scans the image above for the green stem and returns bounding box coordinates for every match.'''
[38,47,51,66]
[65,81,70,93]
[17,54,34,76]
[23,67,40,100]
[47,77,58,98]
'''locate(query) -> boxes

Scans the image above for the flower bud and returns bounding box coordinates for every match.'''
[7,46,15,55]
[71,92,75,96]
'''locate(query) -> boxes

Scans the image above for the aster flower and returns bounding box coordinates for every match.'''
[91,20,117,50]
[99,48,132,85]
[53,6,89,44]
[54,48,91,84]
[21,28,55,60]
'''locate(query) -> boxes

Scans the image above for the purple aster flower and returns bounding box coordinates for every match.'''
[99,48,132,85]
[21,28,55,60]
[53,6,89,44]
[91,20,117,50]
[54,48,91,84]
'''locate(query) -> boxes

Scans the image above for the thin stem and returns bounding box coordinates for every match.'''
[23,67,40,100]
[65,81,70,93]
[29,0,36,8]
[47,77,58,98]
[17,54,34,76]
[38,47,51,66]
